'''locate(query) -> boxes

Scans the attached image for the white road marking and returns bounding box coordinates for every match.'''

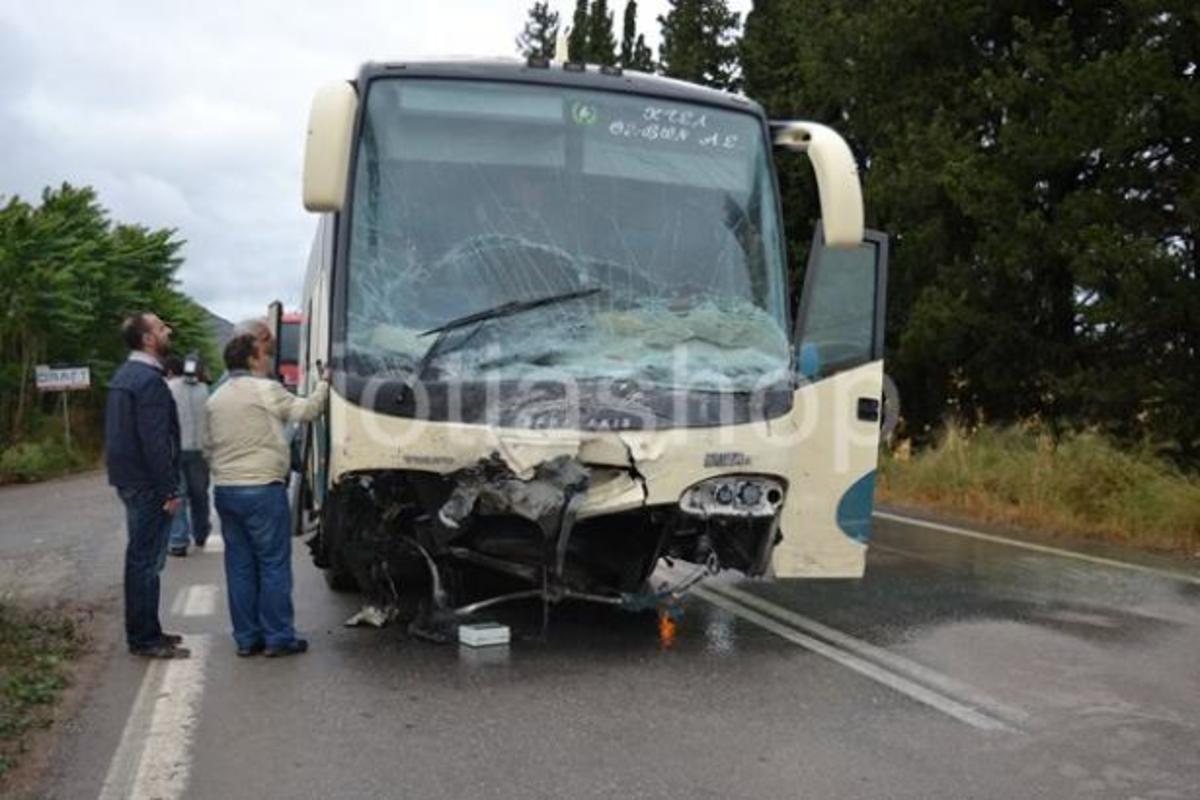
[709,583,1028,725]
[180,584,220,617]
[874,510,1200,586]
[170,588,188,616]
[693,587,1014,733]
[98,635,211,800]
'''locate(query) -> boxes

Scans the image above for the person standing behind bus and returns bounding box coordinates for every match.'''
[163,355,190,556]
[167,353,213,556]
[205,329,328,658]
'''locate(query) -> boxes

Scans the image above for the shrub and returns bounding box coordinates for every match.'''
[0,439,88,484]
[879,422,1200,554]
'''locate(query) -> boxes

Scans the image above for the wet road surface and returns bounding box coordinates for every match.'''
[0,471,125,603]
[6,474,1198,799]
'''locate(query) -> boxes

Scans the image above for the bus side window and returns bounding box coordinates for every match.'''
[793,229,888,380]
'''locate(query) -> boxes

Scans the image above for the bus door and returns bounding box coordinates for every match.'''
[773,227,889,578]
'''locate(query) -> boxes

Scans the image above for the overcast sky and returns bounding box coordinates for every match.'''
[0,0,752,323]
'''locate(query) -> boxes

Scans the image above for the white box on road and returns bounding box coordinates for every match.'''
[458,622,510,647]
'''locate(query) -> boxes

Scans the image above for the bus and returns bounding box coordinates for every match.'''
[289,57,889,626]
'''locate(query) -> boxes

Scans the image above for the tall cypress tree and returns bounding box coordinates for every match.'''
[620,1,638,66]
[515,2,560,60]
[630,33,654,71]
[567,0,589,62]
[587,0,618,66]
[657,0,740,90]
[619,1,654,71]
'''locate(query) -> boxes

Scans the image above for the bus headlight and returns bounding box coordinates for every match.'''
[679,476,785,518]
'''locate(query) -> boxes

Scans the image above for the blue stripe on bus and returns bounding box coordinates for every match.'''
[836,470,877,543]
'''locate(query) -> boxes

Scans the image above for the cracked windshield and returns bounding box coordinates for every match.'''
[346,79,789,392]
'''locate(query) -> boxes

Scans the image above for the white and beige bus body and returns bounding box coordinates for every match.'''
[292,59,889,622]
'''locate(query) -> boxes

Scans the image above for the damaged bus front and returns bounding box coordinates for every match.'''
[293,60,889,624]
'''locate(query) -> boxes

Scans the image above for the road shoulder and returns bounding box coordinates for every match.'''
[0,601,118,799]
[876,501,1200,578]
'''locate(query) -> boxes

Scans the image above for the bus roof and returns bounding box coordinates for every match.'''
[354,60,764,118]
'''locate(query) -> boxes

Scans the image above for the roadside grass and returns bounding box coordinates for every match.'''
[0,408,103,486]
[0,604,86,780]
[0,439,94,485]
[878,423,1200,555]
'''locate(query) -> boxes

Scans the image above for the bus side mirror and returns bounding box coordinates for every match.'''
[770,121,864,249]
[302,82,358,212]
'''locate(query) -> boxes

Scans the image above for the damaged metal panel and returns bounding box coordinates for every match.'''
[319,442,790,637]
[438,454,590,535]
[321,401,800,632]
[494,431,583,479]
[575,467,645,518]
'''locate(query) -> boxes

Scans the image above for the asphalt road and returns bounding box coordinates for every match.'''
[3,473,1198,799]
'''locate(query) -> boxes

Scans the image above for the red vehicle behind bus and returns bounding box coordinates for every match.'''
[278,311,303,391]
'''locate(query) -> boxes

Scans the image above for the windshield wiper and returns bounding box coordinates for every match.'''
[408,287,605,387]
[420,287,604,338]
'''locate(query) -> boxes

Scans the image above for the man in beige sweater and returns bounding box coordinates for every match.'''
[206,329,328,658]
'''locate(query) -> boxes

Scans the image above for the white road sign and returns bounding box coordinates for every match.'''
[35,365,91,392]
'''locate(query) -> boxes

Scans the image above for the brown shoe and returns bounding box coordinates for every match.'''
[130,642,191,659]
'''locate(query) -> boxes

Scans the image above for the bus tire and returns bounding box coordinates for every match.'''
[323,536,359,592]
[320,497,359,593]
[324,565,359,593]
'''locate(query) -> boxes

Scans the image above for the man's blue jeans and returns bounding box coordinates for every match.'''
[213,484,296,650]
[168,473,191,549]
[117,487,171,649]
[169,452,212,550]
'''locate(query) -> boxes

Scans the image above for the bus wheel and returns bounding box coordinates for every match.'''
[324,565,359,593]
[320,499,360,593]
[322,535,359,592]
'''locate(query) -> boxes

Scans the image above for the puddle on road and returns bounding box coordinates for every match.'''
[1175,581,1200,602]
[465,597,757,660]
[1033,609,1121,629]
[321,595,771,685]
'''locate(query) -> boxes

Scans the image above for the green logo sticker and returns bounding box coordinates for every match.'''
[571,102,598,126]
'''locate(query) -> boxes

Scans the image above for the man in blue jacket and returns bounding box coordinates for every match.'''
[105,312,189,659]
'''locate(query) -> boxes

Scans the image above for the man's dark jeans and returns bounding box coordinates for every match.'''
[169,451,211,548]
[118,487,171,649]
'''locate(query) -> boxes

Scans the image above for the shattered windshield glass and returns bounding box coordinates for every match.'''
[345,79,789,392]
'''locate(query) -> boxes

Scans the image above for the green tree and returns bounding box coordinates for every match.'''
[619,1,655,71]
[587,0,619,65]
[567,0,589,62]
[742,0,1200,459]
[0,184,216,447]
[515,2,560,60]
[630,34,654,71]
[657,0,741,90]
[620,0,637,66]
